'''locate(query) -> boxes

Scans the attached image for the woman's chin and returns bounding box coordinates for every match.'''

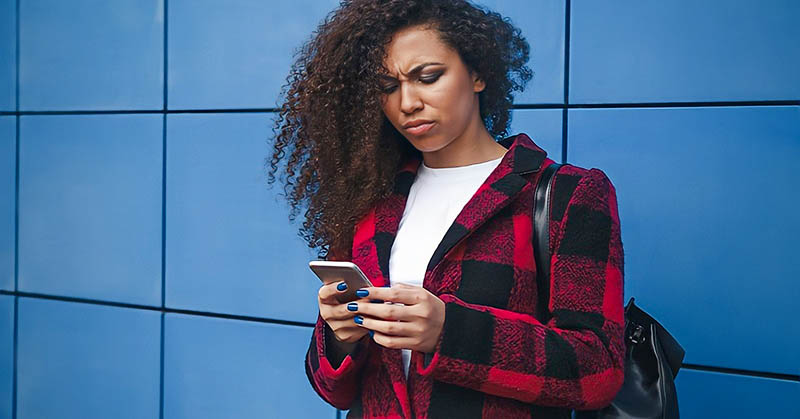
[407,138,447,154]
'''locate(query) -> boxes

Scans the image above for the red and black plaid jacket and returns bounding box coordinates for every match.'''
[305,133,625,418]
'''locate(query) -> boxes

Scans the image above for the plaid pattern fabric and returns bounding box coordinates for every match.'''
[305,133,625,418]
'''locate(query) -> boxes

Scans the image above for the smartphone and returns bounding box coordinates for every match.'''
[309,260,374,303]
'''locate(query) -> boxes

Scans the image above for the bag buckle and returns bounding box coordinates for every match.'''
[629,324,646,344]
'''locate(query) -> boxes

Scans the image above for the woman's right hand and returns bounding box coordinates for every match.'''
[318,281,370,343]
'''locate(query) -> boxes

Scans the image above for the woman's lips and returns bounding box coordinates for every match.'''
[405,121,435,135]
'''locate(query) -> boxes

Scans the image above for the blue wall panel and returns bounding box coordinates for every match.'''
[165,113,320,322]
[568,106,800,375]
[17,298,161,419]
[676,369,799,418]
[3,1,798,417]
[164,314,333,419]
[0,295,12,419]
[168,0,339,110]
[18,115,163,305]
[19,0,163,111]
[570,0,800,103]
[0,116,13,291]
[474,0,566,104]
[0,0,14,111]
[510,109,563,162]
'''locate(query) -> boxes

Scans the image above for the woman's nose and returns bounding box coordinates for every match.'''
[399,82,423,114]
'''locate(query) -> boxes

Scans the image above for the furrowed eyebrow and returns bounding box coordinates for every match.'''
[380,62,444,81]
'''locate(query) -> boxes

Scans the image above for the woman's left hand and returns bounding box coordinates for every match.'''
[349,283,445,353]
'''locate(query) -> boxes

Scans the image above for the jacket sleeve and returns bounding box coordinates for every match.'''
[304,313,371,409]
[414,168,626,410]
[304,249,372,409]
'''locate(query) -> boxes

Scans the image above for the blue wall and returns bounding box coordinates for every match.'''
[0,0,798,418]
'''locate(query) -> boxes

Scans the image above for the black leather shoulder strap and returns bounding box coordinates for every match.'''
[533,162,562,323]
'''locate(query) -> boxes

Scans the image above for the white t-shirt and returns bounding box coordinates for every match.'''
[388,154,505,377]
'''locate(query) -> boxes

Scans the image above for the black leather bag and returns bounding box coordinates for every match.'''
[532,163,686,419]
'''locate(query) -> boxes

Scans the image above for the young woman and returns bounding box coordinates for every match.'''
[266,1,625,417]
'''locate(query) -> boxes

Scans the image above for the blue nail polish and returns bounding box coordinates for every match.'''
[368,330,374,338]
[369,299,384,304]
[356,289,369,298]
[353,315,364,325]
[347,303,358,312]
[337,282,347,291]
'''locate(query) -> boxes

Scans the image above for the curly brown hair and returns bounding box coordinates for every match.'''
[265,0,533,259]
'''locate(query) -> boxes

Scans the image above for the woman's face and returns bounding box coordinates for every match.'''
[379,25,485,155]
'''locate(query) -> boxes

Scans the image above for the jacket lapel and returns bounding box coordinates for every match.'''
[423,134,547,275]
[351,157,420,288]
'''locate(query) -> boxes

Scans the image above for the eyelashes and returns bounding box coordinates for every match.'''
[380,73,443,94]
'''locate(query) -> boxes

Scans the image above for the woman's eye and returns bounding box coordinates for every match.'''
[380,73,441,93]
[420,74,441,84]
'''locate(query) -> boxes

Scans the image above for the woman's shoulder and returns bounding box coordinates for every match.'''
[551,163,614,187]
[518,134,616,194]
[547,163,617,217]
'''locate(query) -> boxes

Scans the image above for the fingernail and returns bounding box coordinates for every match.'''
[337,282,347,291]
[368,330,374,338]
[356,289,369,298]
[353,315,364,325]
[369,299,384,304]
[347,303,358,312]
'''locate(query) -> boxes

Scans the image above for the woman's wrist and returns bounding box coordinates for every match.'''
[324,322,367,368]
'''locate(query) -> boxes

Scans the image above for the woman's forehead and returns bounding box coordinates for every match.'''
[385,27,447,58]
[382,30,457,76]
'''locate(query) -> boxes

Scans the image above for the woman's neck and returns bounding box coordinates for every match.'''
[421,121,508,169]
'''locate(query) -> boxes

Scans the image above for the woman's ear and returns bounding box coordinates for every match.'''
[472,72,486,93]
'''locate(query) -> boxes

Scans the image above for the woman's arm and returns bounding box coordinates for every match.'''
[413,168,626,409]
